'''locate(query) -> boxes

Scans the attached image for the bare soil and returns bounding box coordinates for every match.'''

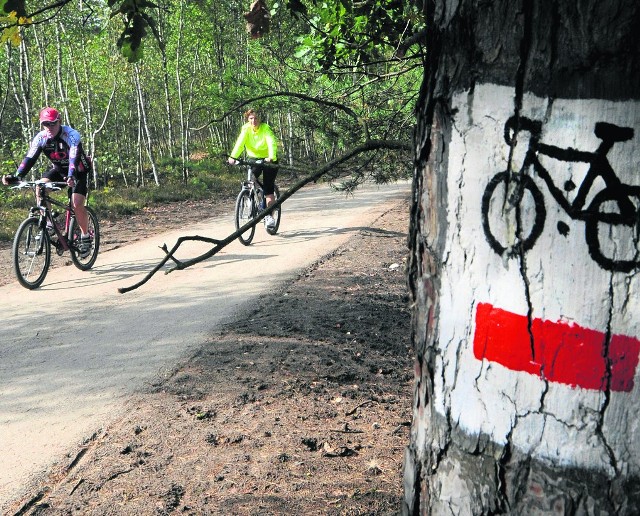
[4,194,413,515]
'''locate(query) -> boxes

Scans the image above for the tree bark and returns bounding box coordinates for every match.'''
[405,0,640,514]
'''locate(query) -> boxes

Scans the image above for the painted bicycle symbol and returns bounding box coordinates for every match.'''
[481,116,640,272]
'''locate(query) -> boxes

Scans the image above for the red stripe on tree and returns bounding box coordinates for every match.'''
[473,302,640,392]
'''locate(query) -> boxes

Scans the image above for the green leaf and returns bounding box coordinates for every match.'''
[120,40,143,63]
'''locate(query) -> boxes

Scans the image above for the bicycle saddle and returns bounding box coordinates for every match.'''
[594,122,634,143]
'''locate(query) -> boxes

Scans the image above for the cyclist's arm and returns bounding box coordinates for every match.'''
[263,124,278,162]
[229,126,249,160]
[16,134,44,178]
[63,127,82,179]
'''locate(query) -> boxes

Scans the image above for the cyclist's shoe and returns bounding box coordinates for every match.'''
[264,215,276,229]
[79,236,92,258]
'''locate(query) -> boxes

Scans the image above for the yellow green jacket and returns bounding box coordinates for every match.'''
[230,122,278,160]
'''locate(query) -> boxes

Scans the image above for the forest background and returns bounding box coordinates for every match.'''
[0,0,421,241]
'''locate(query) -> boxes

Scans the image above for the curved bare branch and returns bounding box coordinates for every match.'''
[118,138,410,294]
[192,92,369,139]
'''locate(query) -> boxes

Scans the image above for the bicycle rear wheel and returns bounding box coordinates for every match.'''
[12,217,51,289]
[265,184,281,235]
[235,189,256,245]
[585,189,640,273]
[69,206,100,270]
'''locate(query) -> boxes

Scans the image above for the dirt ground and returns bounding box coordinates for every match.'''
[3,193,414,515]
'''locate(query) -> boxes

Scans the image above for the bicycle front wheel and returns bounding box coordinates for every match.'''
[12,217,51,289]
[265,185,281,235]
[235,189,256,245]
[481,171,546,258]
[69,206,100,270]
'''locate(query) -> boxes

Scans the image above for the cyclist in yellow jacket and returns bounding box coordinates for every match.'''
[228,108,279,229]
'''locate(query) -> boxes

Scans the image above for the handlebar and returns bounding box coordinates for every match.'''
[504,115,543,145]
[9,180,68,191]
[229,158,266,166]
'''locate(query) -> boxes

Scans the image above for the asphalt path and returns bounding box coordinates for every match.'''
[0,180,411,509]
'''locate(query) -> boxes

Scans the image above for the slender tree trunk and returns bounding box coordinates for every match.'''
[286,110,294,167]
[10,39,32,142]
[175,0,188,183]
[155,6,176,160]
[32,26,49,106]
[136,100,144,188]
[54,26,68,122]
[90,80,117,188]
[134,66,159,186]
[404,0,640,514]
[182,53,200,183]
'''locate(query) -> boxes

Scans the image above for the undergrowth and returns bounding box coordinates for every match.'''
[0,158,238,242]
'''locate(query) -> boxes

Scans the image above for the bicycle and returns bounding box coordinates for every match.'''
[232,158,281,246]
[9,179,100,289]
[481,115,640,273]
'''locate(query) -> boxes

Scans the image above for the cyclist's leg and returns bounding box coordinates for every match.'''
[70,170,89,235]
[41,166,61,183]
[40,167,64,221]
[262,165,278,207]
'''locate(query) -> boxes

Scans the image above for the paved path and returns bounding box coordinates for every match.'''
[0,180,411,510]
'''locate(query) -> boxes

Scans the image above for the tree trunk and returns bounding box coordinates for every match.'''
[155,6,176,160]
[9,39,32,143]
[54,26,69,122]
[175,0,188,183]
[404,0,640,514]
[32,26,50,106]
[134,65,159,186]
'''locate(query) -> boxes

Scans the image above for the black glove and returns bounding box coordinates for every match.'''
[2,175,20,185]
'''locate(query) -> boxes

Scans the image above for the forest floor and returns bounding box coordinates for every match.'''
[2,191,414,515]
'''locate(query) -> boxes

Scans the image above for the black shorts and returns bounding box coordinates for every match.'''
[43,166,89,196]
[251,161,278,195]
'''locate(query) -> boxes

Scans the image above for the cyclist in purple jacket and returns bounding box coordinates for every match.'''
[2,107,93,256]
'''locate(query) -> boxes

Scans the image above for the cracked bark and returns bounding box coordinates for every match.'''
[404,0,640,514]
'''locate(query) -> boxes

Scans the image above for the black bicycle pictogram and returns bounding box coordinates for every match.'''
[481,115,639,272]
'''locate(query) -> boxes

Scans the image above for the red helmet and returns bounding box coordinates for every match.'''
[39,107,60,123]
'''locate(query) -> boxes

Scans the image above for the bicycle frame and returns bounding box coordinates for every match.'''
[510,118,631,221]
[30,181,75,252]
[9,179,99,288]
[242,160,266,194]
[232,158,281,245]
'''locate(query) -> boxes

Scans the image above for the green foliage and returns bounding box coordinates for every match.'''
[89,166,237,219]
[0,165,239,242]
[0,185,30,240]
[0,0,30,47]
[294,0,424,70]
[0,0,418,207]
[109,0,157,62]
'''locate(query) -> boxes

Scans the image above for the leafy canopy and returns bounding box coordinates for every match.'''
[2,0,424,65]
[290,0,424,70]
[0,0,156,61]
[0,0,29,47]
